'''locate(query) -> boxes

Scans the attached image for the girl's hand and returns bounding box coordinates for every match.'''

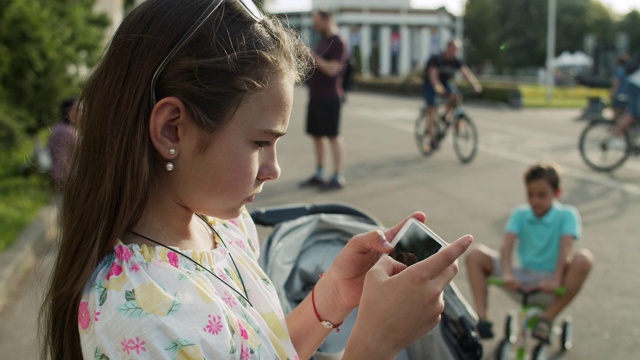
[343,234,474,357]
[321,212,426,314]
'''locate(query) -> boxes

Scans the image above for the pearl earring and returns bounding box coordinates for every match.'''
[165,147,176,171]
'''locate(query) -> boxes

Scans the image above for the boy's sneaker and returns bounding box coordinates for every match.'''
[320,175,346,191]
[476,320,494,339]
[532,318,552,344]
[299,175,324,187]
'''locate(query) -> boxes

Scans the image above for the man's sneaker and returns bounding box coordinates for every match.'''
[320,176,346,191]
[422,140,432,153]
[299,175,324,187]
[476,320,494,339]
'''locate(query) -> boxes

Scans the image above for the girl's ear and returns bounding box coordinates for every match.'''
[149,97,187,159]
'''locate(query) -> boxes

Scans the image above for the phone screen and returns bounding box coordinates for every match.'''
[389,220,446,266]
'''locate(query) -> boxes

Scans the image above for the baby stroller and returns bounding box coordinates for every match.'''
[251,202,483,360]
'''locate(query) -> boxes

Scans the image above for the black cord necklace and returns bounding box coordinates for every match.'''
[128,213,252,307]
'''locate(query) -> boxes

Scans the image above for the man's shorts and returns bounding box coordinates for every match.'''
[306,97,342,137]
[423,81,458,107]
[486,248,556,306]
[626,82,640,118]
[612,92,628,111]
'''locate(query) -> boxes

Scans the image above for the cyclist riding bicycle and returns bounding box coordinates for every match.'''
[609,51,640,149]
[423,39,482,150]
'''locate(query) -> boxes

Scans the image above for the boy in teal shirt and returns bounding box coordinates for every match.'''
[465,162,594,343]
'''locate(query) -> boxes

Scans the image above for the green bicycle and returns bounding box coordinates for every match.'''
[488,277,572,360]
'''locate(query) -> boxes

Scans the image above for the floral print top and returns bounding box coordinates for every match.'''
[79,210,299,359]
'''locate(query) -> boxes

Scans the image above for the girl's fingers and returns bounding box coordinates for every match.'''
[382,212,427,244]
[412,234,473,276]
[370,255,408,279]
[347,212,427,255]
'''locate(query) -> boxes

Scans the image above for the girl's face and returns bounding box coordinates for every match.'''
[526,179,560,217]
[173,73,294,219]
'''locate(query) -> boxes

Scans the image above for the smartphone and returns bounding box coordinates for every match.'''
[389,218,449,266]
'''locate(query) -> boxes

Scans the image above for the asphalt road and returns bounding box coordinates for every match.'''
[2,88,638,359]
[251,88,639,360]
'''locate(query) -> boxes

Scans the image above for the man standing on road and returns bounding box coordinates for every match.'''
[423,39,482,150]
[299,10,349,191]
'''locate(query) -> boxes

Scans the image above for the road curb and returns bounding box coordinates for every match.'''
[0,204,56,313]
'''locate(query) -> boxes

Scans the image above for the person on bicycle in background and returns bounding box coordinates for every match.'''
[423,39,482,150]
[610,53,630,120]
[610,52,640,149]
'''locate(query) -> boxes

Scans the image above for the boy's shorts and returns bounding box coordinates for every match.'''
[486,248,556,307]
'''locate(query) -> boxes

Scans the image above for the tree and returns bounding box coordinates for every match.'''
[0,0,109,136]
[463,0,498,69]
[556,0,592,53]
[587,1,615,46]
[463,0,615,72]
[618,10,640,54]
[494,0,547,70]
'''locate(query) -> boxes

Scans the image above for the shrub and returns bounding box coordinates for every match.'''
[0,174,52,251]
[0,128,53,251]
[0,102,28,153]
[0,0,108,134]
[458,83,522,107]
[353,76,522,107]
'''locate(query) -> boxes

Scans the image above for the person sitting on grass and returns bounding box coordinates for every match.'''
[464,161,594,343]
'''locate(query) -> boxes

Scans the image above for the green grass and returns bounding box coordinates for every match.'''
[520,84,610,108]
[0,175,52,251]
[0,135,53,251]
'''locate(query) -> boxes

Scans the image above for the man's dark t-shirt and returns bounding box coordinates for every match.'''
[308,35,348,99]
[424,54,463,85]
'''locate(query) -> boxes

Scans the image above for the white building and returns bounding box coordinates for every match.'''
[93,0,457,78]
[269,0,458,78]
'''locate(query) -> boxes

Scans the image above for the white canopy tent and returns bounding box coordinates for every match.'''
[549,51,593,68]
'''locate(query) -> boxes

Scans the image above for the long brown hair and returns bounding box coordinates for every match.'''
[40,0,310,358]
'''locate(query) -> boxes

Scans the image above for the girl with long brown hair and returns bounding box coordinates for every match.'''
[41,0,473,358]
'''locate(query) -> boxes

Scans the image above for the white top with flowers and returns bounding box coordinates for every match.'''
[79,210,299,360]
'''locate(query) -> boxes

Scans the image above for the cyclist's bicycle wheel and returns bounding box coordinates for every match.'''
[452,113,478,163]
[578,120,630,172]
[414,108,437,156]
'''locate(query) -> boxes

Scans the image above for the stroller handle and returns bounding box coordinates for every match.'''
[249,202,382,227]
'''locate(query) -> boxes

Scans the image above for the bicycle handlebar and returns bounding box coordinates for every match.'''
[488,276,566,296]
